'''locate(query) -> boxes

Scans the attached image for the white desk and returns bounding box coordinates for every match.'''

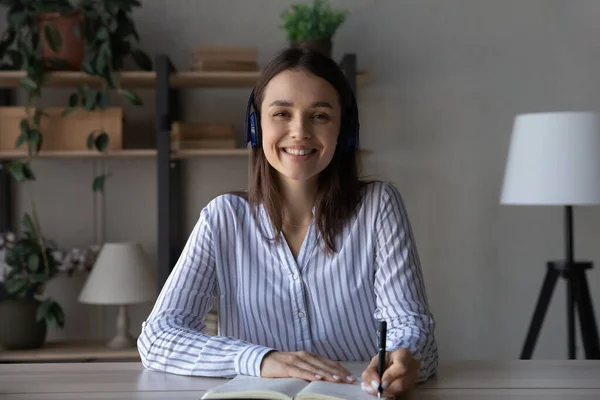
[0,360,599,399]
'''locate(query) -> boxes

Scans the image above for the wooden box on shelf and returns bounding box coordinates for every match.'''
[0,107,123,152]
[170,122,236,150]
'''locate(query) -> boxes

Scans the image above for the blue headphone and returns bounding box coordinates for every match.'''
[244,86,359,152]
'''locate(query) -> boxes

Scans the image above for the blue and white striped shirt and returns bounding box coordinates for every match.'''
[137,181,438,382]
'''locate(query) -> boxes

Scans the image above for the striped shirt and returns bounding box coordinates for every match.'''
[137,181,438,382]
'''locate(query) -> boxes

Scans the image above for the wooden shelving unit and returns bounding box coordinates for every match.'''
[0,53,367,291]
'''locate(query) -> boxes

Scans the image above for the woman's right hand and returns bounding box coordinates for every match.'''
[260,350,357,384]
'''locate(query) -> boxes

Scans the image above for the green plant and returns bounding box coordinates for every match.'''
[0,214,64,329]
[0,0,152,193]
[280,0,349,41]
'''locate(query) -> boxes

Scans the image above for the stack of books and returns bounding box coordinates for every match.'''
[192,46,259,71]
[170,122,236,150]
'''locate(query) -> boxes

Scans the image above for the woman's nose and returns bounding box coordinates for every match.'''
[290,117,311,140]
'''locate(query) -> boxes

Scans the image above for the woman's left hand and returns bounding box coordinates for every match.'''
[360,348,420,398]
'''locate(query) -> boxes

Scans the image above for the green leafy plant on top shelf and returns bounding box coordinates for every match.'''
[280,0,349,55]
[0,0,152,193]
[0,213,64,330]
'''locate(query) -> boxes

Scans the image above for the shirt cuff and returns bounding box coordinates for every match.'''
[234,343,276,376]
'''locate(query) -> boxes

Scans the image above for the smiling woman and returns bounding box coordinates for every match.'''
[137,47,439,399]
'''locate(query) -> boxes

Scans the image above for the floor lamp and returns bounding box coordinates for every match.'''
[500,111,600,360]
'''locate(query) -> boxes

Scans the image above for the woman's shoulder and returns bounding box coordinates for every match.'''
[359,180,404,206]
[201,191,252,222]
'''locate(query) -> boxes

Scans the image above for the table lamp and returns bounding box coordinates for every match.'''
[500,111,600,360]
[79,243,157,349]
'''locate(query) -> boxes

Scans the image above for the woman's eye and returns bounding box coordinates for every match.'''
[273,111,289,118]
[313,114,330,121]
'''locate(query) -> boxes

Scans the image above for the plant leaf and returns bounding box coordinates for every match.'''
[96,26,109,41]
[44,23,62,53]
[19,76,38,92]
[81,60,95,75]
[86,131,97,150]
[33,108,43,127]
[36,299,53,323]
[119,89,142,106]
[4,277,28,297]
[62,92,79,116]
[92,173,110,192]
[23,212,36,238]
[94,132,109,152]
[84,89,97,110]
[96,89,108,109]
[28,253,40,272]
[131,49,152,71]
[28,129,43,154]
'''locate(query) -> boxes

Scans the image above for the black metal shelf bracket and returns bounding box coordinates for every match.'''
[0,88,15,235]
[155,55,183,291]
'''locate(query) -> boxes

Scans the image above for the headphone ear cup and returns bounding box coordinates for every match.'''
[249,112,258,148]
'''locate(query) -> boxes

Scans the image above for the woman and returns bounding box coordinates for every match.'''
[137,47,438,398]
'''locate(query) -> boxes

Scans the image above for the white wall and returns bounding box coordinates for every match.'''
[6,0,600,360]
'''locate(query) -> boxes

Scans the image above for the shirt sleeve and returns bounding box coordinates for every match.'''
[373,183,439,382]
[137,204,275,378]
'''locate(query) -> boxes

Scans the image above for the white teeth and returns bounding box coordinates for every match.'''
[284,148,314,156]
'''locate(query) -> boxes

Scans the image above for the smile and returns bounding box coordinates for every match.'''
[282,148,317,156]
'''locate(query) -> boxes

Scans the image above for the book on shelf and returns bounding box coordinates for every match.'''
[171,122,234,140]
[201,374,371,400]
[192,46,259,72]
[171,139,236,150]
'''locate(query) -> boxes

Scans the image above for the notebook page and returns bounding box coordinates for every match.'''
[201,375,309,399]
[296,381,373,400]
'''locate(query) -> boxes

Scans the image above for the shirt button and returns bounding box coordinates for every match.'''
[298,311,305,318]
[293,274,299,280]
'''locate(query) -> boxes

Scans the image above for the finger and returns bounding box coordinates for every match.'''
[381,350,414,384]
[301,353,355,383]
[288,358,330,382]
[381,365,419,397]
[362,352,392,389]
[313,356,355,382]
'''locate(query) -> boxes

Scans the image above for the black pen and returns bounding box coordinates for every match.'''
[377,320,387,399]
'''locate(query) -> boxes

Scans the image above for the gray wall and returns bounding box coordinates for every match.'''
[6,0,600,360]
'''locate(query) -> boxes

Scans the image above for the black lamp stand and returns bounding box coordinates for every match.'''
[520,206,600,360]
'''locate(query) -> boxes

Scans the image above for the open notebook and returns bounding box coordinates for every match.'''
[200,375,372,400]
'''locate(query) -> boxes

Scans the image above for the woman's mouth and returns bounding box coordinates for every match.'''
[281,147,317,160]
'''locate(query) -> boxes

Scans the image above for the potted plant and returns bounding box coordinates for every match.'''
[279,0,349,58]
[0,214,64,350]
[0,0,152,193]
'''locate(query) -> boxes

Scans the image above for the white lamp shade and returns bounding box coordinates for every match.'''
[500,112,600,205]
[79,243,157,305]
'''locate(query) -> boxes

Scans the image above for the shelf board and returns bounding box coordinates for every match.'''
[0,148,252,160]
[0,70,370,89]
[0,148,370,160]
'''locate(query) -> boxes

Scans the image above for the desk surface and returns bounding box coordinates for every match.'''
[0,360,599,399]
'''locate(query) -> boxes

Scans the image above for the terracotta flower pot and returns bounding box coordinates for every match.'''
[38,12,85,70]
[291,39,332,58]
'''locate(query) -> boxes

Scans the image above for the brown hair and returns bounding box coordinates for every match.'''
[243,47,368,253]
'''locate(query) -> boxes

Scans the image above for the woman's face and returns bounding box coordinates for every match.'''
[259,68,341,185]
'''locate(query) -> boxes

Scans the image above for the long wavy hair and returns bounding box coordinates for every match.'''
[243,47,367,253]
